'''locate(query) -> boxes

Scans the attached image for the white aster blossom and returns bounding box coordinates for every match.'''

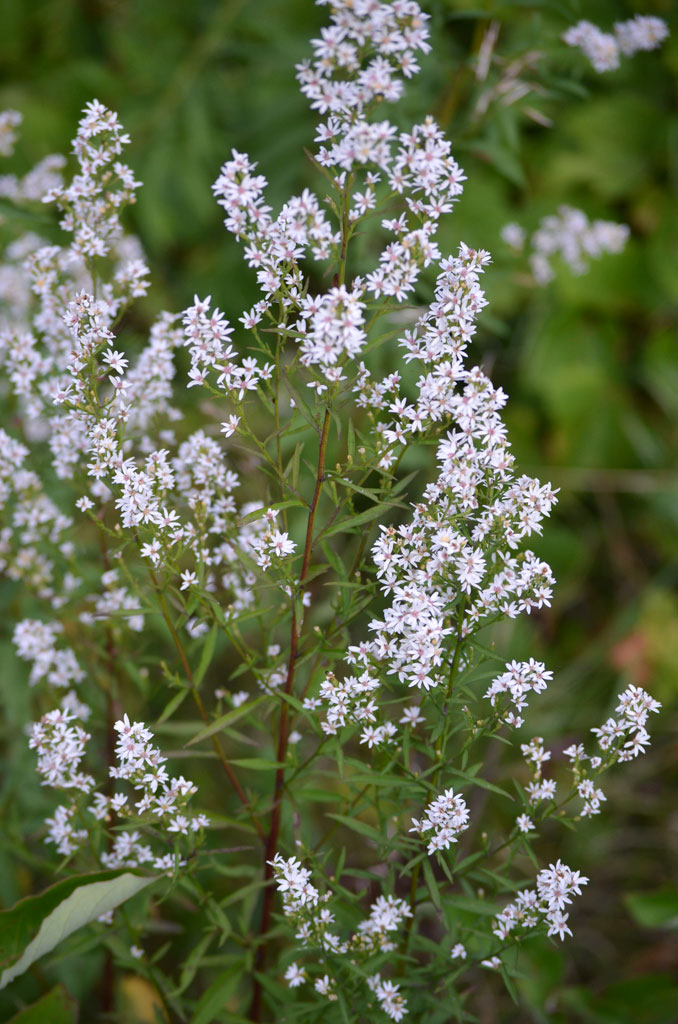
[411,787,470,854]
[503,206,630,284]
[492,860,589,943]
[367,973,409,1021]
[614,16,669,56]
[563,16,668,72]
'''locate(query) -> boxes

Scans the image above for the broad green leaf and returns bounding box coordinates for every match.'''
[0,871,157,989]
[8,985,77,1023]
[624,886,678,929]
[185,696,267,747]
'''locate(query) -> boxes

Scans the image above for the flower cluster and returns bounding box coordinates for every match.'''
[518,684,661,820]
[321,243,557,741]
[43,99,141,260]
[269,853,321,914]
[0,428,73,601]
[411,787,470,854]
[250,513,297,570]
[318,669,386,741]
[299,285,366,371]
[0,152,65,204]
[563,16,669,73]
[484,659,552,728]
[27,705,207,869]
[367,973,409,1022]
[104,715,208,839]
[182,293,270,399]
[592,684,661,762]
[298,0,431,117]
[14,618,83,690]
[355,894,413,953]
[0,109,22,156]
[502,206,630,284]
[28,707,94,793]
[492,860,589,943]
[270,854,411,1017]
[0,0,665,1016]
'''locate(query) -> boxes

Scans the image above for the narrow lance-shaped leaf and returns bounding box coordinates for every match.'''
[185,695,267,746]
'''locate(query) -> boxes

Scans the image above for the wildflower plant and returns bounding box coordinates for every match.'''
[0,2,667,1021]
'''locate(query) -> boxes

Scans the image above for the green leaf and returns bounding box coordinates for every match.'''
[322,502,390,539]
[276,690,306,714]
[446,767,513,801]
[282,371,318,429]
[8,985,77,1023]
[389,469,419,497]
[326,473,382,503]
[284,442,304,491]
[325,813,385,845]
[194,624,219,688]
[347,419,355,460]
[624,886,678,929]
[228,757,285,770]
[500,962,520,1006]
[444,893,498,916]
[174,931,215,997]
[0,870,157,989]
[321,540,348,580]
[185,696,267,747]
[422,857,441,911]
[156,686,191,725]
[191,963,242,1024]
[237,500,305,526]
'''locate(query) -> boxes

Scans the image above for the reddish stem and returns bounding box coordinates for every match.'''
[250,408,331,1021]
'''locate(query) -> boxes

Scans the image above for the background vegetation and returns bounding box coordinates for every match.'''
[1,0,676,1020]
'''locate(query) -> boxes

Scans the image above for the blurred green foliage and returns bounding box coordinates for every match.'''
[1,0,677,1021]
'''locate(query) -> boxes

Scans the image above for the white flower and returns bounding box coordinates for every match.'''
[399,704,424,726]
[220,415,240,438]
[284,963,306,988]
[270,530,296,557]
[179,569,198,590]
[314,974,336,1000]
